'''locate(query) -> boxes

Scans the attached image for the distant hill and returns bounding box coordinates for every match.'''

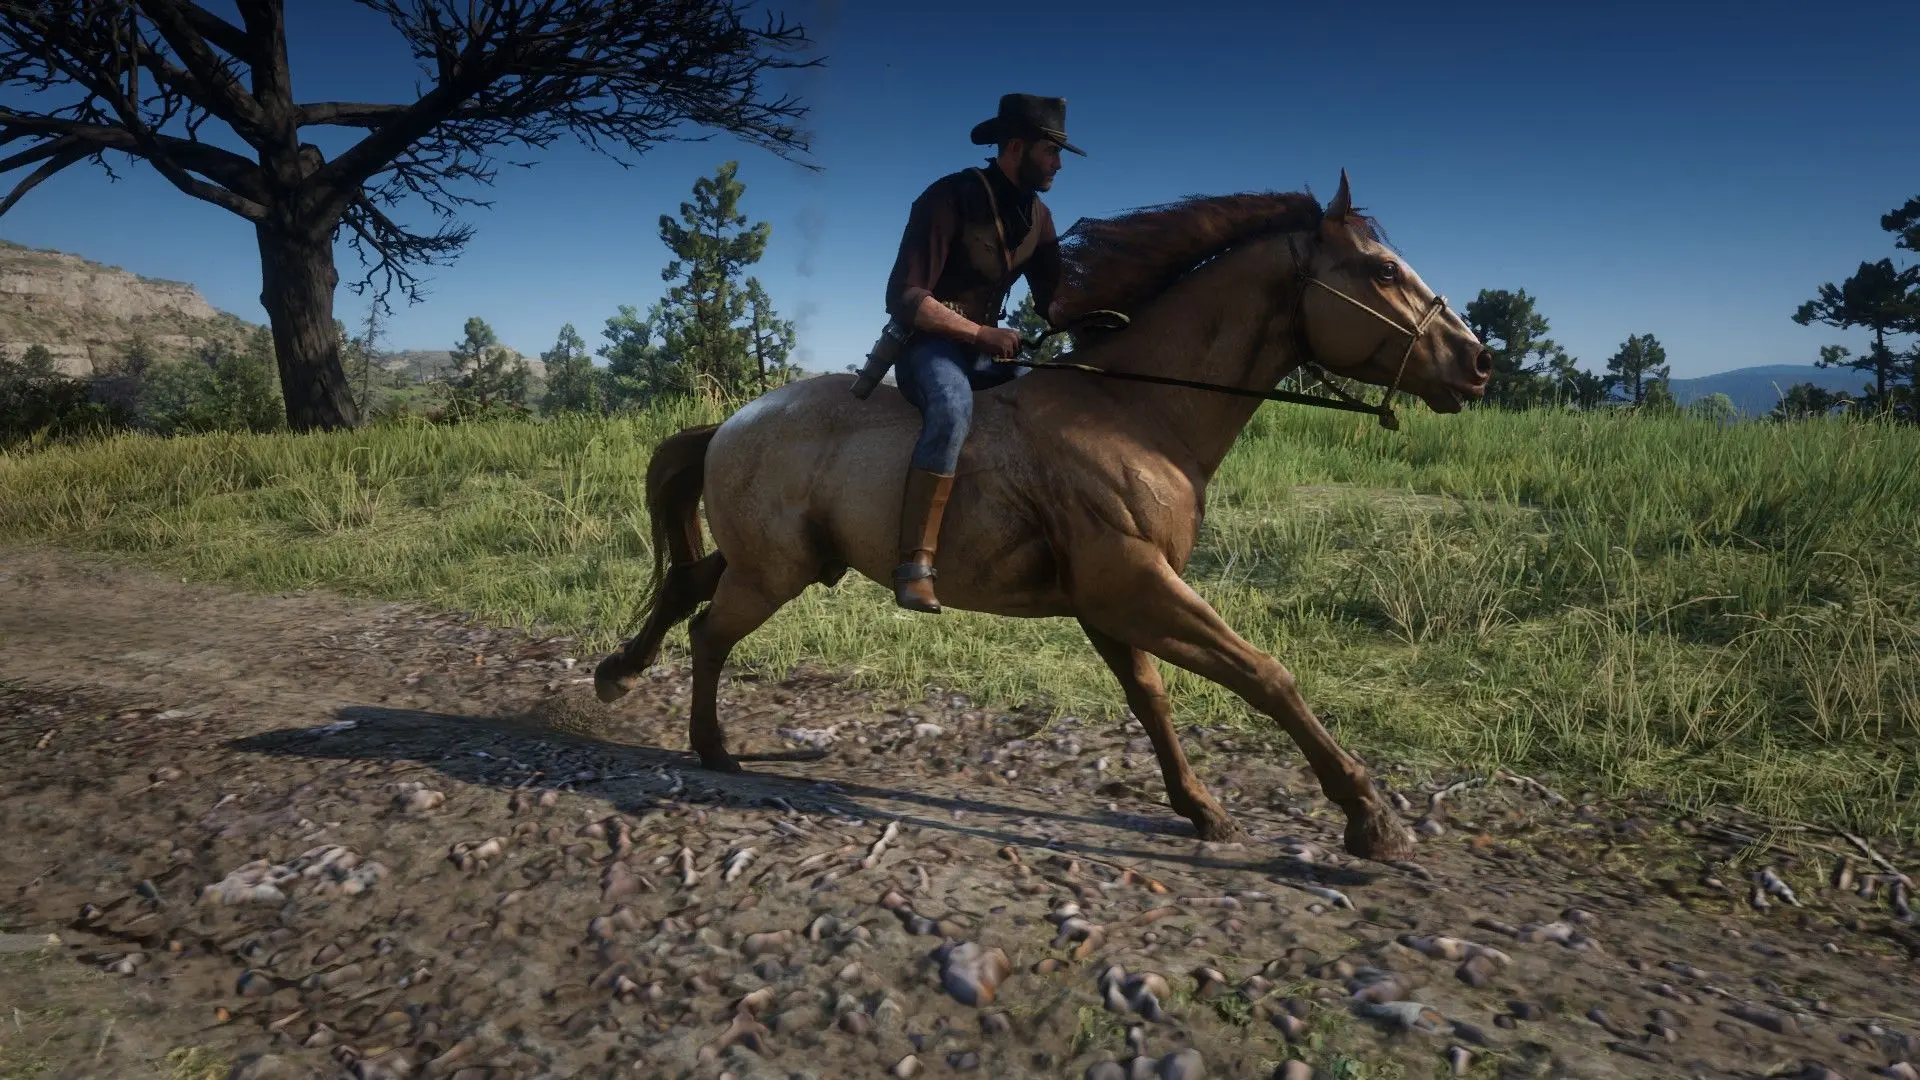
[0,238,261,376]
[381,348,545,385]
[1666,364,1875,416]
[0,239,539,384]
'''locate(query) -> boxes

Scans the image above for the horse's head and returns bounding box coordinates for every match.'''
[1293,171,1491,413]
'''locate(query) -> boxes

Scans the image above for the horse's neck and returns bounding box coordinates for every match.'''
[1074,251,1300,478]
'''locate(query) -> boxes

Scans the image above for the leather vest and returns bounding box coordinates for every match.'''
[929,168,1044,326]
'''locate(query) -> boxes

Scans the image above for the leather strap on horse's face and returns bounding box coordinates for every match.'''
[1288,234,1452,430]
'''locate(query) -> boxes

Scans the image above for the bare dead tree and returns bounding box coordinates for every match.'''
[0,0,820,431]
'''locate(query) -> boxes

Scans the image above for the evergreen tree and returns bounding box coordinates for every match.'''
[541,323,604,414]
[1464,289,1559,408]
[448,316,529,413]
[338,303,387,417]
[652,162,773,399]
[744,278,799,392]
[598,303,689,406]
[1770,382,1855,421]
[1792,259,1920,414]
[1603,333,1670,406]
[1543,347,1608,409]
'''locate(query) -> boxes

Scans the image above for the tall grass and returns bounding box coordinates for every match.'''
[4,399,1916,837]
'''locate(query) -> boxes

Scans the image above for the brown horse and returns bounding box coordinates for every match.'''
[593,172,1491,861]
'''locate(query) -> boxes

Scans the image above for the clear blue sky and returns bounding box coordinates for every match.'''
[4,0,1916,380]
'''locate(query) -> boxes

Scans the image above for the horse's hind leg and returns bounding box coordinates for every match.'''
[1080,549,1414,862]
[594,553,725,703]
[686,566,797,772]
[1079,620,1243,843]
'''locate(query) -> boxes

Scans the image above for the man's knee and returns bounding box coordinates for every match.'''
[914,397,970,471]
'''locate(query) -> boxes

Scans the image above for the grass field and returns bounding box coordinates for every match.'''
[4,393,1917,839]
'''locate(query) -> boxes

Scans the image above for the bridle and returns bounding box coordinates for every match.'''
[999,231,1454,431]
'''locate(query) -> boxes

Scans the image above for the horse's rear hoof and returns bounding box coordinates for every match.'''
[1344,808,1417,862]
[592,658,636,704]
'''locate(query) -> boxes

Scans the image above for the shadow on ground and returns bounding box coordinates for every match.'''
[226,702,1377,887]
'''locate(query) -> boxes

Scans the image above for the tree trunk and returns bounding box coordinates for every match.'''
[1873,327,1888,406]
[256,225,359,432]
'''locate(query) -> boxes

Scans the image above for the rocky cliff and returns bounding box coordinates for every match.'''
[0,239,265,376]
[1,239,543,384]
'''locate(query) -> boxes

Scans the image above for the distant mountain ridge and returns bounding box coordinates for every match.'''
[1665,364,1876,416]
[0,238,259,375]
[0,239,538,381]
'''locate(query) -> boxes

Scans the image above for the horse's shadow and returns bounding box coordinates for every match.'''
[226,703,1378,887]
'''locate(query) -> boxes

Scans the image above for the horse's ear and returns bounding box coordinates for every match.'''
[1325,169,1353,223]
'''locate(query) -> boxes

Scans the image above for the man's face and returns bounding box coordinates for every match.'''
[1014,138,1062,191]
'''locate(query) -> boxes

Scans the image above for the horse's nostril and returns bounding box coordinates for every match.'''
[1474,350,1493,377]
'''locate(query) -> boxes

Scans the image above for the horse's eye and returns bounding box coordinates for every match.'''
[1375,261,1399,283]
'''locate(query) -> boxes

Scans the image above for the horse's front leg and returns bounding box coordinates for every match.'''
[1078,550,1414,862]
[1079,619,1243,842]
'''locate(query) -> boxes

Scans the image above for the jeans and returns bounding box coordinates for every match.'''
[894,333,1021,474]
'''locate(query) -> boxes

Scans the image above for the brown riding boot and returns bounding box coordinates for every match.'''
[892,468,955,613]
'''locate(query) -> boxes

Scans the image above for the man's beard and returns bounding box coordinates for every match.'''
[1017,152,1050,190]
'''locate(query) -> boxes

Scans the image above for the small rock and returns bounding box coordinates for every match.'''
[1158,1048,1205,1079]
[397,788,445,814]
[938,942,1011,1007]
[891,1056,922,1079]
[1507,1000,1546,1021]
[1272,1063,1313,1080]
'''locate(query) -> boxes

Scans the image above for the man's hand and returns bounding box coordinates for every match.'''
[973,325,1023,359]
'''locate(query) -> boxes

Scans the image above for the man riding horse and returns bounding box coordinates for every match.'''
[850,93,1083,615]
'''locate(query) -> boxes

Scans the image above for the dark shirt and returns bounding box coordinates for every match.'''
[884,165,1062,325]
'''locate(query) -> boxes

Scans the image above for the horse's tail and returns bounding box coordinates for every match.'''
[644,422,721,583]
[597,423,726,700]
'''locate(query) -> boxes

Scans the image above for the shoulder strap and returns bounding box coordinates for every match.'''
[968,167,1013,275]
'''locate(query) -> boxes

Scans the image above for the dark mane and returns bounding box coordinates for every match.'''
[1050,190,1386,321]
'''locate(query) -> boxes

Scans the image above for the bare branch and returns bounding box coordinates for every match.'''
[297,101,439,128]
[309,0,820,226]
[0,5,272,220]
[135,0,276,144]
[0,144,86,216]
[173,0,253,58]
[341,193,473,312]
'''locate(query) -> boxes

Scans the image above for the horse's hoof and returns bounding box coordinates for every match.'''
[592,659,635,704]
[1181,805,1245,843]
[696,750,743,774]
[1344,808,1417,862]
[1198,817,1246,843]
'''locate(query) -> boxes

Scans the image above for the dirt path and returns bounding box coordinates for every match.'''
[2,543,1916,1080]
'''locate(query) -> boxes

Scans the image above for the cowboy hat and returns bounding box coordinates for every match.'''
[969,93,1086,156]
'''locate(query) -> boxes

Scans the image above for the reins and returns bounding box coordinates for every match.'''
[995,234,1450,431]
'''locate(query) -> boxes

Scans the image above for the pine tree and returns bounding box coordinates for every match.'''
[1464,289,1560,408]
[541,323,604,414]
[652,162,774,399]
[598,303,688,407]
[448,317,529,414]
[744,278,799,392]
[1603,333,1670,406]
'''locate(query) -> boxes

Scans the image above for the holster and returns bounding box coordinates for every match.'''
[850,318,908,399]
